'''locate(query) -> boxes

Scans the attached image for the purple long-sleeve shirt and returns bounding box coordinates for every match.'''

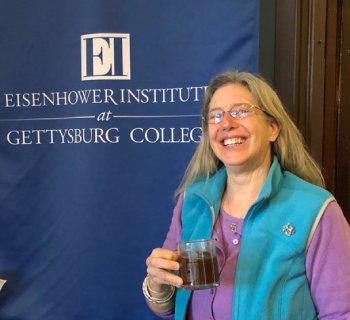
[152,195,350,319]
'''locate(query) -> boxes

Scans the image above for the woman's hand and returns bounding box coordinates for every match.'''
[146,248,183,292]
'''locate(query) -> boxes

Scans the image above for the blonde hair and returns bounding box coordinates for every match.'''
[175,71,325,196]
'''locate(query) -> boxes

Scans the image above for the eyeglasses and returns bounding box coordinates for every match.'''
[206,103,264,124]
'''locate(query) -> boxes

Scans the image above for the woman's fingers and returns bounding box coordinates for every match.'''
[146,248,183,287]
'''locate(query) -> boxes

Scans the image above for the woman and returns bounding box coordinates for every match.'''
[143,71,350,319]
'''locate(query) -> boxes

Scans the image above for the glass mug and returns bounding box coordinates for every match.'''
[177,239,220,290]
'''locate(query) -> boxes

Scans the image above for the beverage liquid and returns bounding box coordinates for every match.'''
[179,251,219,290]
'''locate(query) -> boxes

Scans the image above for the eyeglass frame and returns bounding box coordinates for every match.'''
[204,103,268,124]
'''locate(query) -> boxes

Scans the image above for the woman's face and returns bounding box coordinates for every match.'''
[207,83,279,173]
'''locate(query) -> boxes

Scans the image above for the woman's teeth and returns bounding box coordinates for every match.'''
[224,137,244,146]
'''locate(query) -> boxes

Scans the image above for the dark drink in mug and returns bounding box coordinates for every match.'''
[177,239,220,290]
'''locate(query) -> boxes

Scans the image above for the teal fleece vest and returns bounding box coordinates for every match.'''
[175,157,333,320]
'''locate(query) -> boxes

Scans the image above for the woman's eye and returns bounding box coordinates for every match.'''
[210,113,220,119]
[238,109,249,116]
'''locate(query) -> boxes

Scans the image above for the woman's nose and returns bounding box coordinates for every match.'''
[221,112,239,129]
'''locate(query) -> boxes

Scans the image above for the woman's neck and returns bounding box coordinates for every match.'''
[222,160,271,219]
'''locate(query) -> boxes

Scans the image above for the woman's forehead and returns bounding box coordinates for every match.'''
[210,83,257,106]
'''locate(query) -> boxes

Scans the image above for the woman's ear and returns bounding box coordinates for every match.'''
[268,120,280,142]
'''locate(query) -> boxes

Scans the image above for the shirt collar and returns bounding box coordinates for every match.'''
[195,155,283,210]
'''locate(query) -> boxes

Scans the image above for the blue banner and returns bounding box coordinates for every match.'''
[0,1,259,319]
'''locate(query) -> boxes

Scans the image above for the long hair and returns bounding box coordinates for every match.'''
[175,71,325,196]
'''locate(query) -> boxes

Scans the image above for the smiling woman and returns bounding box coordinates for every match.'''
[206,83,280,178]
[179,71,326,191]
[144,71,350,320]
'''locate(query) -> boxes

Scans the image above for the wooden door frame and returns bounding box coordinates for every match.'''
[323,0,340,193]
[336,0,350,218]
[274,0,327,164]
[273,0,349,219]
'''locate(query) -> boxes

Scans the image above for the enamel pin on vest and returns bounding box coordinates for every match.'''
[282,223,296,236]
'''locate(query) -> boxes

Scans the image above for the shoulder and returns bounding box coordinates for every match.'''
[281,170,333,202]
[265,169,335,243]
[306,201,350,317]
[307,200,350,248]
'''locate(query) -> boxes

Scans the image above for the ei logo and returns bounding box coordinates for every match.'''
[81,33,131,81]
